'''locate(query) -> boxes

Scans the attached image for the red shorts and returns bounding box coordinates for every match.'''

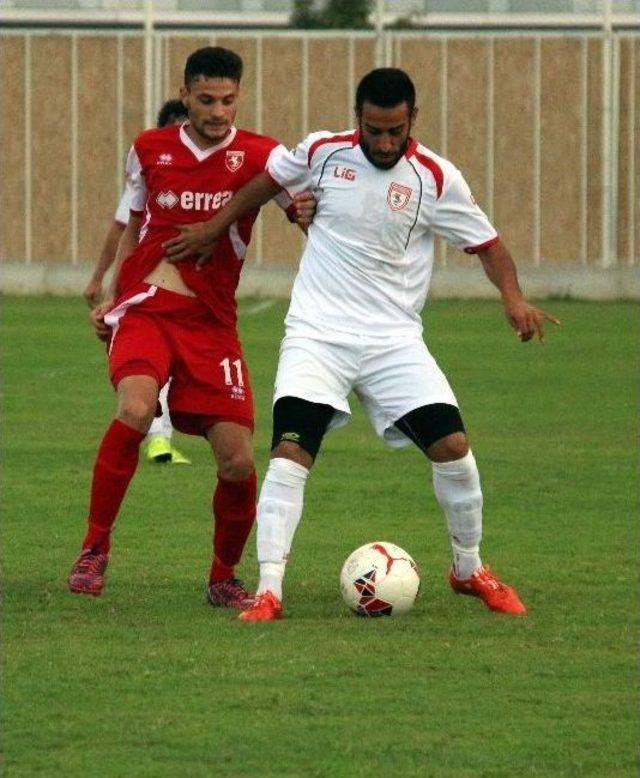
[104,284,254,436]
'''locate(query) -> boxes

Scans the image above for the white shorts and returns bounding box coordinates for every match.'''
[273,331,459,448]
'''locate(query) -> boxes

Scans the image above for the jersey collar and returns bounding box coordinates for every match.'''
[404,137,418,159]
[179,123,238,162]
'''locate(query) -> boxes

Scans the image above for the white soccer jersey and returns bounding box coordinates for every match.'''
[267,130,499,335]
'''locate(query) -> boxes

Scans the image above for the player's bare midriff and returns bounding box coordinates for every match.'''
[144,259,196,297]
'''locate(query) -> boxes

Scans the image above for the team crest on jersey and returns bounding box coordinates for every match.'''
[225,150,245,172]
[157,153,173,166]
[387,182,412,211]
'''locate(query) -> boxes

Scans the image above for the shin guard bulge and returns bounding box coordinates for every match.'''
[256,458,310,598]
[432,450,483,579]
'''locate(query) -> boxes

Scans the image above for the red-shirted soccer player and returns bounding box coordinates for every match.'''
[67,47,314,607]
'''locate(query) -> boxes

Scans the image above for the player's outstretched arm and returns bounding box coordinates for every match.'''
[478,240,560,342]
[84,221,126,308]
[163,172,283,267]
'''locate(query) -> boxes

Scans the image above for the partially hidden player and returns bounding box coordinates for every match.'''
[84,98,191,466]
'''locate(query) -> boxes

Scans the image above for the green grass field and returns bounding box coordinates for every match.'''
[2,296,637,777]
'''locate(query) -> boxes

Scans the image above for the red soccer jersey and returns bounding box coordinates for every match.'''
[117,123,288,330]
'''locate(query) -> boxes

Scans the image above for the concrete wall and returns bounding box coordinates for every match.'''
[0,30,638,297]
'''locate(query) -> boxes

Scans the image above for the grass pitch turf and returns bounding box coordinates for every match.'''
[2,297,637,777]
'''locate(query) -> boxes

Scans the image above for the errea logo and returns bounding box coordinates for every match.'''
[155,190,233,211]
[156,190,179,209]
[157,153,173,165]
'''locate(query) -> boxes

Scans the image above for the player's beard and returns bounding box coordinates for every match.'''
[193,118,231,145]
[359,138,408,170]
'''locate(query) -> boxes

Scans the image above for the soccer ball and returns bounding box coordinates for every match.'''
[340,541,420,617]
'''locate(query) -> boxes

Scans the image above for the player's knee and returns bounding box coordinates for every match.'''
[217,452,255,482]
[271,441,314,469]
[427,432,469,463]
[117,397,156,433]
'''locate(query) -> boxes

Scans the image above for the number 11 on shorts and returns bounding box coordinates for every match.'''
[219,357,244,387]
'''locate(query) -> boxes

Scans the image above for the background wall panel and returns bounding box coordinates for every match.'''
[165,35,209,102]
[0,36,26,261]
[122,37,146,149]
[494,39,536,263]
[77,36,119,264]
[633,38,639,266]
[617,38,631,265]
[0,31,635,273]
[31,35,72,263]
[446,39,490,267]
[354,38,377,85]
[399,38,443,153]
[308,39,351,132]
[540,38,583,263]
[585,38,604,265]
[261,37,305,266]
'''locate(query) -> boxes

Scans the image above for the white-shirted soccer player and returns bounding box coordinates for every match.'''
[165,68,559,621]
[84,99,191,465]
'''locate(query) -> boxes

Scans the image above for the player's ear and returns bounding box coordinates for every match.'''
[179,85,189,102]
[410,106,418,125]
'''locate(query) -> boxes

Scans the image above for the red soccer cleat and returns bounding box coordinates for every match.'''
[449,565,527,615]
[68,549,109,596]
[207,577,254,610]
[237,590,283,622]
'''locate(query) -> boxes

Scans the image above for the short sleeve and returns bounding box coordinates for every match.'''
[273,188,299,223]
[431,169,498,253]
[267,139,314,194]
[125,145,147,214]
[114,184,133,225]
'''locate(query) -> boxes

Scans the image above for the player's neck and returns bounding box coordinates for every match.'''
[183,122,232,151]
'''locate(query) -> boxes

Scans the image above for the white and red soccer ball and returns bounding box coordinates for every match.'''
[340,541,420,617]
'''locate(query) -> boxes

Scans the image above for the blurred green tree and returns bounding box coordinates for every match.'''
[290,0,373,29]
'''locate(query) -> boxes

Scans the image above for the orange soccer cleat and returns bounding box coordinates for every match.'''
[449,565,527,615]
[237,590,283,622]
[68,549,109,596]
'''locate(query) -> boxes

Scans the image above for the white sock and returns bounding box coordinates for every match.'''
[158,382,173,440]
[147,382,172,440]
[256,458,309,599]
[432,450,483,579]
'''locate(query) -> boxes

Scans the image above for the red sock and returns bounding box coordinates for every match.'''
[210,472,257,583]
[81,419,146,554]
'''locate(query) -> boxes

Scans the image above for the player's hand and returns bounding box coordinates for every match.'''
[292,190,316,229]
[90,299,114,342]
[163,223,216,268]
[83,278,102,309]
[504,298,560,342]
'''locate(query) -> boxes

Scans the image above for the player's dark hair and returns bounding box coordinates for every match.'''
[355,68,416,114]
[184,46,243,86]
[156,98,188,128]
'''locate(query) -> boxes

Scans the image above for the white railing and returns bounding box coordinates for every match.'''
[0,0,638,28]
[1,27,638,269]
